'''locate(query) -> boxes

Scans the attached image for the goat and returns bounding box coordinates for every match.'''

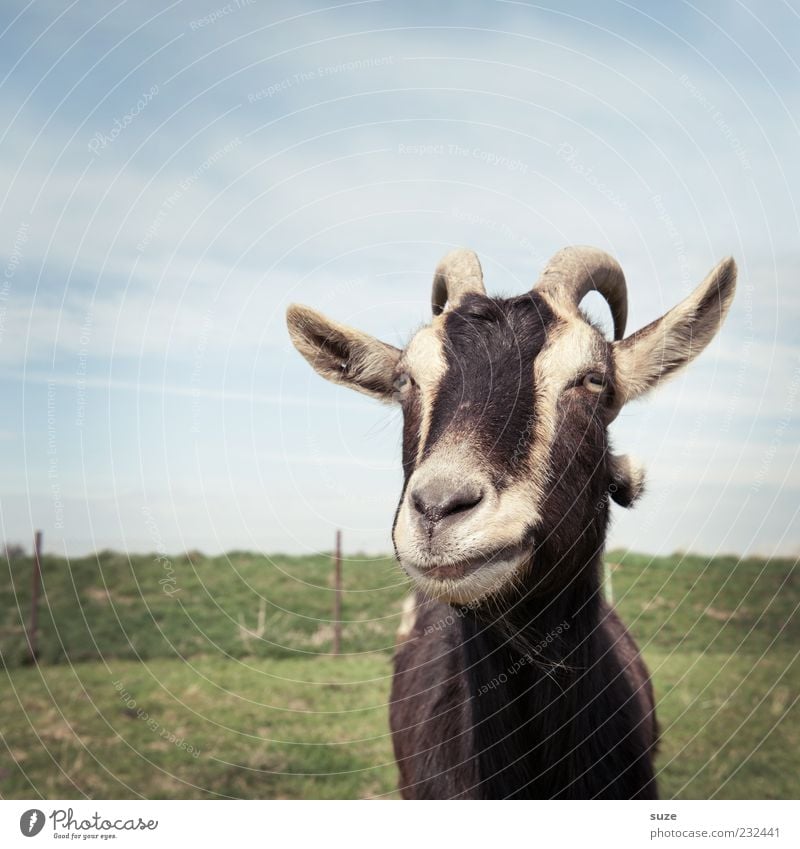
[286,246,736,799]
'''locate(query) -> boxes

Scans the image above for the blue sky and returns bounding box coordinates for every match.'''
[0,0,798,557]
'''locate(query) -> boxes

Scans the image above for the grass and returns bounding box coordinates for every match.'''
[1,656,397,799]
[0,550,408,667]
[1,549,798,799]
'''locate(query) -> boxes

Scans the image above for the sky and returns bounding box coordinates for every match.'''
[0,0,798,558]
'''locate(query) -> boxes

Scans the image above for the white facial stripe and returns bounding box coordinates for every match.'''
[526,297,607,499]
[403,321,448,464]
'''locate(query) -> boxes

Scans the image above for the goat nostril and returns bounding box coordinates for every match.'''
[410,481,484,527]
[447,490,483,516]
[411,492,427,517]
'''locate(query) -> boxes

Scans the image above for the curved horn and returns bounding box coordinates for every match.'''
[534,246,628,340]
[431,248,486,315]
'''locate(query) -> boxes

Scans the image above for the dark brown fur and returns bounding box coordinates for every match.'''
[390,585,658,799]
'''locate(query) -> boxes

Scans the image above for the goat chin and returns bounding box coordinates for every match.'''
[398,550,529,605]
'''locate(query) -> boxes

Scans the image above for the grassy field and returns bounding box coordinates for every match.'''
[1,549,798,799]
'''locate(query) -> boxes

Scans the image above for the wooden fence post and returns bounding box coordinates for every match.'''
[332,530,342,655]
[26,530,43,663]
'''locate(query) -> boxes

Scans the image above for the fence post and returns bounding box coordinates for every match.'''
[27,530,43,664]
[332,530,342,655]
[604,558,614,606]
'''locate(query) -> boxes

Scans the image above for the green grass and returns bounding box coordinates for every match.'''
[651,650,798,799]
[0,550,409,666]
[1,550,798,799]
[609,551,799,656]
[1,655,397,799]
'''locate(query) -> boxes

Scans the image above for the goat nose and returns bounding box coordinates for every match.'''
[411,479,484,527]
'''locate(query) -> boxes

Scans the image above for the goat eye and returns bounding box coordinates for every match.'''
[582,372,605,393]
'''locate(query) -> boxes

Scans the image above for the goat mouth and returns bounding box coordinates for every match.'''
[417,550,517,580]
[400,544,531,602]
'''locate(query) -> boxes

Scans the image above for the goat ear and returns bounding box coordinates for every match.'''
[286,304,401,402]
[609,453,645,508]
[612,258,737,403]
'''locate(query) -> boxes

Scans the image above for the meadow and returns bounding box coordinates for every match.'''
[0,549,797,799]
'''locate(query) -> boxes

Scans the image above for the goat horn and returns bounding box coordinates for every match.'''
[534,246,628,340]
[431,248,486,315]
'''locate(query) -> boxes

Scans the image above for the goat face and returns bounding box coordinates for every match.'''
[287,247,736,605]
